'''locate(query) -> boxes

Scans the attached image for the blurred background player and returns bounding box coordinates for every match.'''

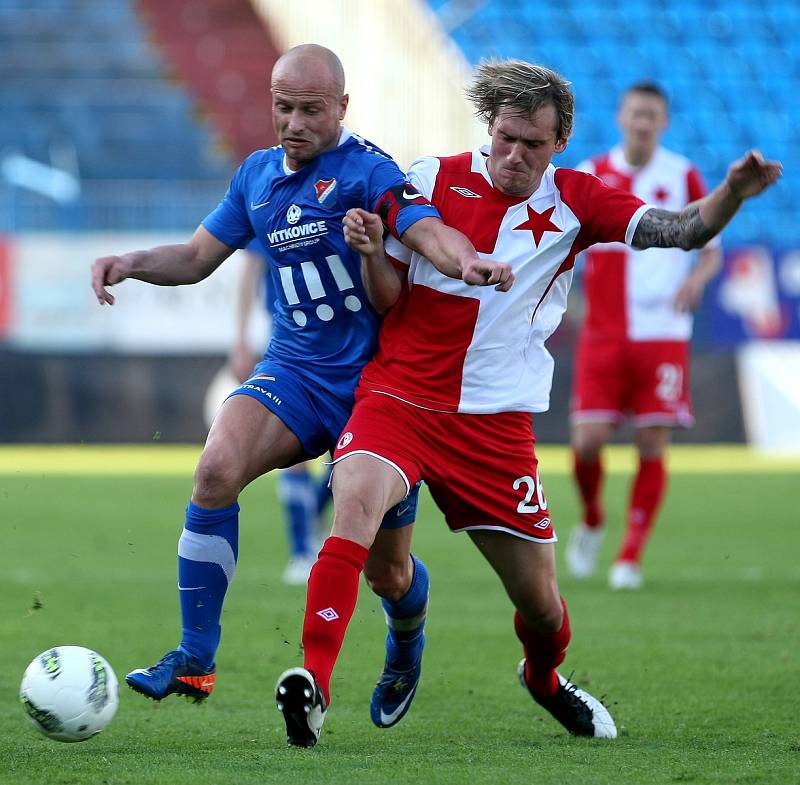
[228,238,332,584]
[566,83,723,590]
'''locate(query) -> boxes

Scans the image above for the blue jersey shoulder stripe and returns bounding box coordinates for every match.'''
[345,133,394,163]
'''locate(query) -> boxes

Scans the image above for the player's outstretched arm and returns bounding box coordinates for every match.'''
[401,217,515,291]
[343,208,403,314]
[632,150,782,251]
[91,226,234,305]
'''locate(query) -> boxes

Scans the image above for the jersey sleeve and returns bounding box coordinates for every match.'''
[405,156,439,199]
[379,155,442,267]
[202,161,255,249]
[556,168,649,252]
[368,156,440,239]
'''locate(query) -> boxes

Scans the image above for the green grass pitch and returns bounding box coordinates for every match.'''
[1,445,798,785]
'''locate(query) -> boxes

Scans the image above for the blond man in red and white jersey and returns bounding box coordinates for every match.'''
[567,83,723,591]
[275,60,781,748]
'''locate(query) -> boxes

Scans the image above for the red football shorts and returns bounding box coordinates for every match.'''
[571,335,694,427]
[333,392,556,542]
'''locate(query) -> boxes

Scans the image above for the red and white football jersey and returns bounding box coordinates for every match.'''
[578,145,716,341]
[358,147,649,414]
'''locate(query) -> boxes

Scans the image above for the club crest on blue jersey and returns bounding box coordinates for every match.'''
[314,178,337,206]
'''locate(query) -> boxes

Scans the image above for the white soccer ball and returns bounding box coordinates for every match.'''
[20,646,119,742]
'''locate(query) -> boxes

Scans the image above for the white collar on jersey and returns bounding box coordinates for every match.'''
[609,144,666,174]
[474,144,493,187]
[281,126,353,175]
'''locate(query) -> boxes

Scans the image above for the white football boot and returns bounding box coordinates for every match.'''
[609,560,644,590]
[282,554,315,586]
[565,523,604,579]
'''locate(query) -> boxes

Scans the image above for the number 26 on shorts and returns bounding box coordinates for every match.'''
[512,470,548,514]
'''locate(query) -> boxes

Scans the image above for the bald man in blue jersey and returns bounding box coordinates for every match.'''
[91,44,512,721]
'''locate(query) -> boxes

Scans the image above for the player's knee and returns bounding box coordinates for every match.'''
[573,434,602,459]
[333,491,382,529]
[329,496,384,551]
[574,444,597,461]
[364,558,409,600]
[193,449,242,507]
[635,431,668,459]
[517,598,563,633]
[572,423,610,458]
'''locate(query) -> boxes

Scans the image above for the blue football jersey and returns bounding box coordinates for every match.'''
[245,237,276,318]
[204,129,438,401]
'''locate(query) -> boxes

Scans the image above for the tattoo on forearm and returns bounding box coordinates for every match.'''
[632,206,715,250]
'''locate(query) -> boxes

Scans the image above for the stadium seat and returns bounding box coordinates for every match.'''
[0,0,230,230]
[428,0,796,248]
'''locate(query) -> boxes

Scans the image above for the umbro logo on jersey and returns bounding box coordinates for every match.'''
[450,186,481,198]
[316,607,340,622]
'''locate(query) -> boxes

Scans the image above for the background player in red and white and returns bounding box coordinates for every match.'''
[275,58,781,747]
[566,83,724,590]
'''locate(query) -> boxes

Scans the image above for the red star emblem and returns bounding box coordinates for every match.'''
[653,186,670,203]
[513,205,562,246]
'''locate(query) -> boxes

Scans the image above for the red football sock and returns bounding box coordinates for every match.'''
[515,597,571,699]
[617,456,667,563]
[302,536,368,705]
[573,452,604,528]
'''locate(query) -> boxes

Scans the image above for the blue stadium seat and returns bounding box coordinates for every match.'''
[0,0,230,230]
[428,0,797,248]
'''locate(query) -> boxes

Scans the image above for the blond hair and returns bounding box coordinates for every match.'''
[466,59,574,141]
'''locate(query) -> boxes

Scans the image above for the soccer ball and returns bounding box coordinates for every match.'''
[20,646,119,742]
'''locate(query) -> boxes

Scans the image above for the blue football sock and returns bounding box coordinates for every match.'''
[177,501,239,668]
[277,469,316,557]
[382,555,429,671]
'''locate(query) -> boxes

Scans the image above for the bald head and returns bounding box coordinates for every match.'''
[272,44,345,96]
[270,44,349,170]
